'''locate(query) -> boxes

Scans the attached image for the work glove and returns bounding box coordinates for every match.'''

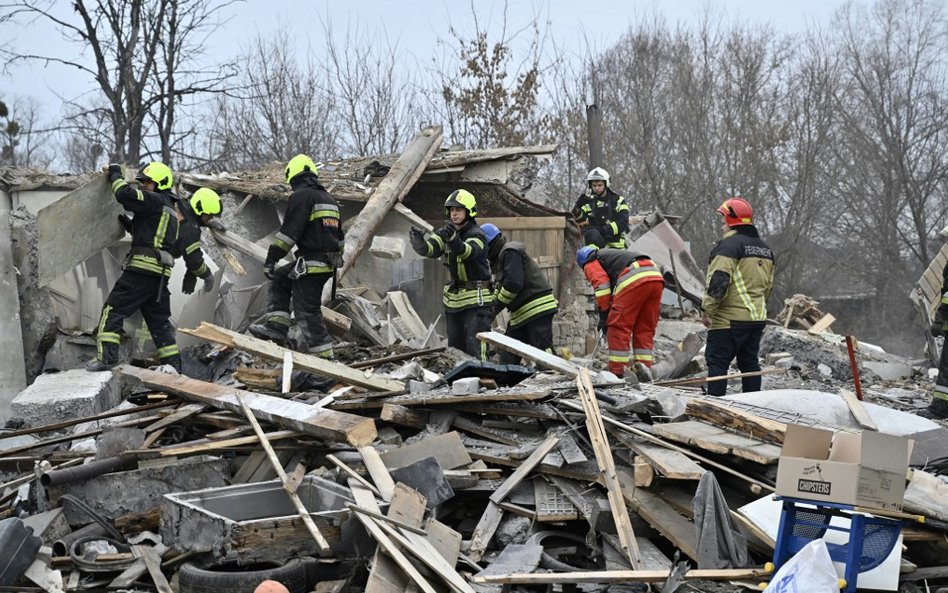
[102,163,122,177]
[201,271,215,293]
[181,273,197,295]
[409,227,427,255]
[205,218,227,232]
[597,309,609,333]
[933,303,948,337]
[117,214,133,234]
[491,301,505,320]
[435,223,458,243]
[263,263,275,280]
[931,324,944,338]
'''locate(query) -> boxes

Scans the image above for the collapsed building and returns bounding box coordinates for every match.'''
[0,126,946,593]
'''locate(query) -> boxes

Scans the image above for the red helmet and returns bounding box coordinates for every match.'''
[717,197,753,227]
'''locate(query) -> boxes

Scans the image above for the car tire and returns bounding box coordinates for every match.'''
[178,559,307,593]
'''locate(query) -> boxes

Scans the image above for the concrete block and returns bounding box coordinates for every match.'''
[377,427,402,446]
[10,370,121,428]
[765,352,793,365]
[451,377,480,395]
[369,236,406,259]
[774,357,796,369]
[20,508,71,545]
[863,361,913,381]
[47,456,230,524]
[408,380,430,394]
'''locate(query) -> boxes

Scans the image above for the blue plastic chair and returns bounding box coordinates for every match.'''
[772,496,903,593]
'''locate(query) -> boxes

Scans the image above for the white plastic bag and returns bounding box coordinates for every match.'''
[764,540,839,593]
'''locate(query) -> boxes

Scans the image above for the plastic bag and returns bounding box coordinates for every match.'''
[764,540,838,593]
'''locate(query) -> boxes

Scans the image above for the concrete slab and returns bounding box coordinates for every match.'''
[10,370,121,428]
[0,209,27,424]
[47,456,230,524]
[863,361,913,381]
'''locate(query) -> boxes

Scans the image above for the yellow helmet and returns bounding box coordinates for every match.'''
[136,162,173,191]
[190,187,222,216]
[444,189,477,218]
[285,154,318,184]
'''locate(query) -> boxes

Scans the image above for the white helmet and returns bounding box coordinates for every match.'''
[586,167,610,188]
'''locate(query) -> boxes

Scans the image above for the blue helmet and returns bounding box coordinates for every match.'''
[576,246,598,268]
[481,223,501,244]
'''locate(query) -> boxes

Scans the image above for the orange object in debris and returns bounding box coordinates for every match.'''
[254,581,290,593]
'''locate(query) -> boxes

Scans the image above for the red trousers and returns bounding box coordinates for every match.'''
[606,280,663,376]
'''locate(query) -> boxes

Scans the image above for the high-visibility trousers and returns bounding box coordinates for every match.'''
[606,280,663,376]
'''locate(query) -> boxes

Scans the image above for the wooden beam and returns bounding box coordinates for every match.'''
[616,473,698,561]
[119,365,377,446]
[577,369,641,568]
[364,483,427,593]
[477,331,581,377]
[650,421,781,465]
[334,126,443,288]
[333,389,550,410]
[654,367,786,387]
[359,446,396,502]
[488,434,560,504]
[236,395,330,551]
[471,567,773,585]
[179,322,401,392]
[807,313,836,335]
[380,404,427,430]
[683,398,787,445]
[612,432,705,480]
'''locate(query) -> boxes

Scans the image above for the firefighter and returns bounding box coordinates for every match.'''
[572,167,631,249]
[175,187,223,295]
[576,246,664,379]
[409,189,494,359]
[248,154,343,358]
[87,162,180,372]
[701,197,774,396]
[926,263,948,418]
[481,223,558,362]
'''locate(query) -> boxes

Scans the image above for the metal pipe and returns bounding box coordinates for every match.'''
[845,335,864,401]
[52,523,107,557]
[41,457,127,487]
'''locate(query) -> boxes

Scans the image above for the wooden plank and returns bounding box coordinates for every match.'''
[326,454,381,497]
[477,331,582,377]
[360,446,396,502]
[179,322,403,392]
[369,517,476,593]
[118,365,377,446]
[650,421,780,465]
[489,435,560,504]
[237,394,330,551]
[379,432,471,471]
[134,545,173,593]
[839,388,878,431]
[281,350,293,394]
[349,481,439,593]
[807,313,836,335]
[144,403,208,433]
[577,369,641,568]
[423,519,461,565]
[452,416,521,447]
[334,389,550,410]
[613,433,705,480]
[365,483,427,593]
[684,398,787,445]
[380,404,427,430]
[554,432,588,465]
[471,567,773,585]
[467,501,504,562]
[617,471,698,561]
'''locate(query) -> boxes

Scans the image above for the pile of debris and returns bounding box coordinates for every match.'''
[1,316,947,593]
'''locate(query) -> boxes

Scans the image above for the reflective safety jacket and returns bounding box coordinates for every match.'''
[108,170,178,277]
[265,174,344,275]
[702,225,774,329]
[419,220,494,310]
[174,198,211,281]
[574,188,630,248]
[488,236,558,328]
[583,248,663,312]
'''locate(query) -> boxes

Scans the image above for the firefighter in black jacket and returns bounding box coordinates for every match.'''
[480,223,558,362]
[927,262,948,418]
[409,190,494,359]
[249,154,343,358]
[87,162,180,372]
[572,167,631,248]
[175,188,223,295]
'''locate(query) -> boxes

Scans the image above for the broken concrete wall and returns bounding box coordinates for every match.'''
[0,198,27,423]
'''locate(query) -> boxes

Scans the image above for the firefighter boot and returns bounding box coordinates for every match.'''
[159,354,182,374]
[248,319,289,346]
[86,343,119,372]
[633,362,653,383]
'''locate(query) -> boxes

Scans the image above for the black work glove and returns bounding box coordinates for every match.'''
[931,324,944,338]
[597,310,609,333]
[181,273,197,295]
[491,301,505,320]
[436,223,457,243]
[201,271,215,293]
[206,218,226,232]
[117,214,133,234]
[409,227,427,255]
[933,304,948,337]
[102,163,122,178]
[263,263,275,280]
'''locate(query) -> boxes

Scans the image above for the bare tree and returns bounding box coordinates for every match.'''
[0,0,239,166]
[0,95,53,167]
[203,30,340,171]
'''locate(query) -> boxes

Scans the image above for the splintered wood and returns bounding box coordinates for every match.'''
[576,368,642,569]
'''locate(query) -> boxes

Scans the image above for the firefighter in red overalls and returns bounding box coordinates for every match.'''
[577,246,664,380]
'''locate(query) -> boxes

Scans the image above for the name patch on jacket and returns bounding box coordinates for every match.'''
[744,245,773,258]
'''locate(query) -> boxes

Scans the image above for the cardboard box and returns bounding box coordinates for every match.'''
[775,424,911,511]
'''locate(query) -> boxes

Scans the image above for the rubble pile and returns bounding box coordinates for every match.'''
[1,317,947,593]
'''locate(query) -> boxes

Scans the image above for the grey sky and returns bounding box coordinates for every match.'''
[2,0,850,121]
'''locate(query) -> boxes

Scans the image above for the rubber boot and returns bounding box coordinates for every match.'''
[160,354,182,374]
[633,362,653,383]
